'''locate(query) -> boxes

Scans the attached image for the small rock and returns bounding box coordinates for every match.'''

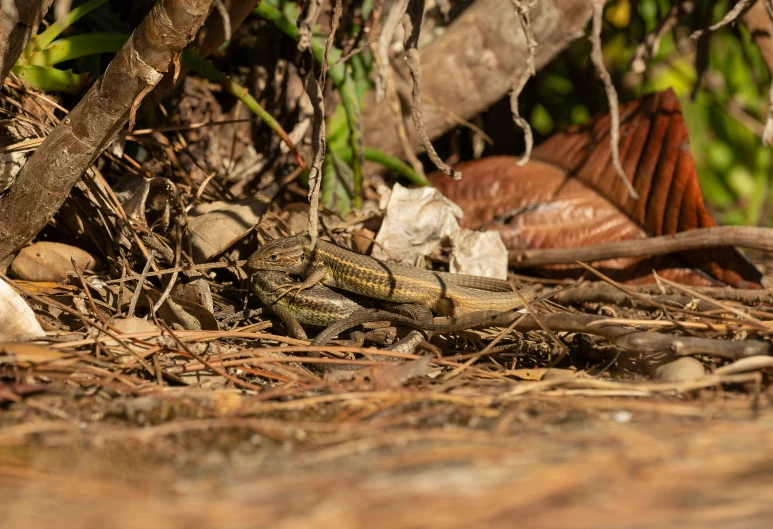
[541,368,576,381]
[654,357,705,382]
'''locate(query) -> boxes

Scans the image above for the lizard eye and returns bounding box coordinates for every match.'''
[299,254,305,263]
[268,253,278,262]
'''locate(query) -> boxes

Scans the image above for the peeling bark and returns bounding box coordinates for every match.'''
[143,0,260,113]
[0,0,55,80]
[0,0,214,271]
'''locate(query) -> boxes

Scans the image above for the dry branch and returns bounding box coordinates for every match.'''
[0,0,54,80]
[509,0,537,166]
[0,0,214,271]
[143,0,260,113]
[509,226,773,267]
[552,282,773,307]
[306,310,770,361]
[402,0,460,179]
[690,0,755,40]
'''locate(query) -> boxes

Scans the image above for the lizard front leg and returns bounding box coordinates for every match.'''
[272,265,329,300]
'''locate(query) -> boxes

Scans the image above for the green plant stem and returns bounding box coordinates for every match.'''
[180,49,305,169]
[335,146,426,186]
[255,1,364,207]
[364,148,427,186]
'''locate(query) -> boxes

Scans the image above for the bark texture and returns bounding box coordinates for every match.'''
[0,0,55,80]
[142,0,260,113]
[362,0,595,157]
[0,0,214,270]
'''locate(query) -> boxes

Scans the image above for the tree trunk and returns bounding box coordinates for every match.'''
[0,0,55,81]
[0,0,214,271]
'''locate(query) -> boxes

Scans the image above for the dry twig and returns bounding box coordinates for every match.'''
[589,0,638,199]
[629,1,695,73]
[509,226,773,267]
[690,0,755,39]
[402,0,461,179]
[509,0,537,166]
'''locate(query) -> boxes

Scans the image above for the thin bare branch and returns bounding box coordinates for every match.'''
[509,0,537,166]
[589,0,638,199]
[297,0,324,52]
[629,1,695,73]
[375,0,410,102]
[690,0,754,39]
[509,226,773,267]
[304,72,325,249]
[403,0,461,179]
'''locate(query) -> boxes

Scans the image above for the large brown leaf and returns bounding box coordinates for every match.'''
[429,89,762,287]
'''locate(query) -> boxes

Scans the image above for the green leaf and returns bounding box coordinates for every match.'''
[11,65,89,94]
[28,33,128,67]
[22,0,111,61]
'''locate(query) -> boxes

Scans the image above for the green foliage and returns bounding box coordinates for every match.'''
[519,0,772,225]
[254,0,425,214]
[13,0,122,94]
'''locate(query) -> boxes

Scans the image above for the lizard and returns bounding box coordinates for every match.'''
[251,269,523,350]
[251,269,429,351]
[246,233,536,316]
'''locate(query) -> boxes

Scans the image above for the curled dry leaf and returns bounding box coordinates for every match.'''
[114,174,177,233]
[430,90,762,287]
[10,241,100,282]
[372,183,461,263]
[188,198,271,263]
[0,278,45,341]
[172,279,214,314]
[449,228,508,280]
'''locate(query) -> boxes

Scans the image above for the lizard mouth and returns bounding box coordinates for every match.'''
[247,261,283,272]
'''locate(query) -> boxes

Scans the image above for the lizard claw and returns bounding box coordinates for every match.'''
[273,282,304,300]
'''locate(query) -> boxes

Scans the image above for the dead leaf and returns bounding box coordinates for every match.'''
[114,171,177,233]
[449,228,508,279]
[112,317,158,335]
[430,90,762,287]
[654,357,706,382]
[11,281,78,296]
[0,343,77,367]
[371,355,434,390]
[373,183,461,263]
[148,290,219,331]
[188,198,270,262]
[10,242,100,282]
[172,279,214,313]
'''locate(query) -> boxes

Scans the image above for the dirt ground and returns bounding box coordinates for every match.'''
[2,388,772,529]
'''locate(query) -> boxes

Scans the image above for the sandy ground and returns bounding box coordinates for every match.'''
[2,392,772,529]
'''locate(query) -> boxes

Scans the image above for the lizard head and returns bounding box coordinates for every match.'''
[246,234,310,274]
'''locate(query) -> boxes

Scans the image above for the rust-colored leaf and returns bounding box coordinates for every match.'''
[430,89,762,287]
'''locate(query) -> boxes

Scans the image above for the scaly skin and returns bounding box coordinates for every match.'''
[251,270,426,350]
[246,234,536,316]
[251,270,524,348]
[251,270,366,330]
